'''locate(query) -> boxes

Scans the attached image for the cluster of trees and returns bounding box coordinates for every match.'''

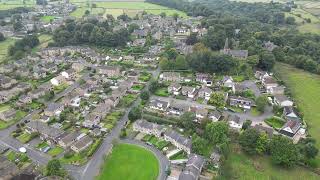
[8,34,39,59]
[150,0,320,74]
[52,18,130,47]
[46,159,66,177]
[0,32,5,41]
[239,128,318,167]
[0,7,30,19]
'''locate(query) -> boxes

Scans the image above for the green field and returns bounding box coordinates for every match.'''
[0,38,16,63]
[0,0,35,10]
[70,1,187,18]
[97,143,159,180]
[40,15,56,23]
[226,144,319,179]
[274,63,320,163]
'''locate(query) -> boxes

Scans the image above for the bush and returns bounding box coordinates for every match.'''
[63,151,74,159]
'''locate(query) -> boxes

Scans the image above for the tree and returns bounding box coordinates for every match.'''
[242,120,252,130]
[186,32,198,45]
[173,13,179,21]
[160,12,166,18]
[258,51,275,71]
[269,136,298,167]
[256,132,268,154]
[256,95,268,112]
[128,106,141,122]
[0,32,5,41]
[166,48,178,59]
[205,122,229,144]
[140,91,150,101]
[208,92,226,109]
[192,134,209,156]
[175,55,188,70]
[247,55,259,68]
[286,17,295,25]
[180,112,195,131]
[239,128,260,155]
[85,10,90,16]
[149,80,159,93]
[46,159,65,177]
[304,143,319,159]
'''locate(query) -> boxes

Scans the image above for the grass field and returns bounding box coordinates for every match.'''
[274,63,320,163]
[0,0,35,10]
[97,143,159,180]
[40,15,56,23]
[70,1,187,18]
[226,144,319,179]
[0,38,16,63]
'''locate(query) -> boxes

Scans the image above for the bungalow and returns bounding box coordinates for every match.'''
[227,114,242,129]
[160,72,181,82]
[98,66,121,77]
[196,73,212,86]
[0,75,17,89]
[133,38,146,46]
[17,95,32,105]
[83,113,102,128]
[71,136,93,153]
[262,76,278,91]
[283,106,300,120]
[58,131,81,148]
[179,154,205,180]
[255,71,270,81]
[149,99,170,111]
[61,69,77,80]
[229,96,255,109]
[26,121,64,144]
[279,119,302,138]
[274,95,293,107]
[133,119,165,137]
[268,86,285,95]
[195,108,208,120]
[181,86,197,98]
[71,62,85,72]
[198,87,212,100]
[164,130,192,154]
[44,103,64,117]
[50,75,66,86]
[168,83,182,95]
[0,109,16,122]
[208,110,222,122]
[222,76,234,88]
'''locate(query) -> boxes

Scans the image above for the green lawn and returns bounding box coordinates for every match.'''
[97,143,159,180]
[264,116,285,129]
[225,144,319,179]
[0,110,27,130]
[60,152,87,165]
[118,94,138,108]
[0,104,10,113]
[154,87,169,97]
[131,84,144,91]
[0,0,35,10]
[0,38,16,63]
[169,150,188,160]
[274,63,320,164]
[40,15,56,23]
[139,72,152,82]
[17,132,38,144]
[70,1,187,18]
[48,146,64,157]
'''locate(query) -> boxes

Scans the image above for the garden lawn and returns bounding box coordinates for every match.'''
[0,110,27,130]
[97,143,159,180]
[264,117,285,129]
[154,87,169,97]
[274,63,320,164]
[17,132,37,144]
[48,146,64,157]
[41,15,55,23]
[118,94,138,108]
[225,144,319,179]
